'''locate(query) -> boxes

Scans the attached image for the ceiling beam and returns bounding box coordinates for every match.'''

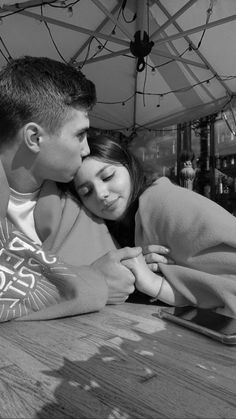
[90,0,133,41]
[76,45,207,69]
[70,3,120,64]
[153,14,236,44]
[151,48,207,69]
[77,48,130,66]
[2,8,130,48]
[150,0,198,41]
[155,0,232,96]
[0,0,56,11]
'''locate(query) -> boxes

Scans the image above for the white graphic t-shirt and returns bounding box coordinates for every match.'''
[7,188,42,245]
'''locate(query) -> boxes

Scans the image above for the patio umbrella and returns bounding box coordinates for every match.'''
[0,0,236,136]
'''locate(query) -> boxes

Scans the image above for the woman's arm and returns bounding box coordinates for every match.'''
[122,254,188,306]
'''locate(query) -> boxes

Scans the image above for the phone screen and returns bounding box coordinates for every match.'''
[153,306,236,344]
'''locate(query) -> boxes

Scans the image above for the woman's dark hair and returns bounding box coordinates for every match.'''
[58,135,148,246]
[75,135,146,247]
[84,135,146,207]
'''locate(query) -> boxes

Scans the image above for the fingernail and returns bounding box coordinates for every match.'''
[162,247,170,253]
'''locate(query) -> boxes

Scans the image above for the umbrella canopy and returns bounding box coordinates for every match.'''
[0,0,236,135]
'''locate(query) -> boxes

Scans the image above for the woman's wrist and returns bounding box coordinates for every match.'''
[149,276,165,302]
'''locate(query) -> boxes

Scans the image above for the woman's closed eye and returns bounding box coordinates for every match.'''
[102,174,114,181]
[101,169,115,181]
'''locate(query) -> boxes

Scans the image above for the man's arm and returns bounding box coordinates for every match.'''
[0,217,141,322]
[18,247,142,321]
[91,247,142,304]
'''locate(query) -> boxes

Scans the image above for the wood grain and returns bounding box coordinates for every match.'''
[0,303,235,418]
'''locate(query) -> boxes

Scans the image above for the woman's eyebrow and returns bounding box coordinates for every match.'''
[77,165,113,189]
[96,164,112,176]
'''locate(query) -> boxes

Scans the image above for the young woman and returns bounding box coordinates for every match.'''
[73,135,236,317]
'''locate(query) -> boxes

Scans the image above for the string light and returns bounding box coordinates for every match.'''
[97,75,221,106]
[67,6,73,17]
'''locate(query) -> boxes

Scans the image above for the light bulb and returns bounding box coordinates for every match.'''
[67,6,73,17]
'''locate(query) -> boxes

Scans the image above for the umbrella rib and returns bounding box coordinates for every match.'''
[155,0,232,97]
[3,8,130,48]
[153,14,236,45]
[151,48,207,69]
[70,3,120,64]
[90,0,133,41]
[150,0,198,41]
[0,0,55,11]
[76,49,130,66]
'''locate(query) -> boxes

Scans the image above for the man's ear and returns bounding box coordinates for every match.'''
[23,123,45,153]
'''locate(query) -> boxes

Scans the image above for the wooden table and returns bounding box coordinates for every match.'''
[0,303,236,419]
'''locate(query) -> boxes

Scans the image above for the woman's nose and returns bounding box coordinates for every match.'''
[95,185,109,200]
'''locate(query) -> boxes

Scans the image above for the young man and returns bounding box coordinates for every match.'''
[0,56,142,322]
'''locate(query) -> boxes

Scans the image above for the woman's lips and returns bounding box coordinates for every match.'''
[102,197,119,211]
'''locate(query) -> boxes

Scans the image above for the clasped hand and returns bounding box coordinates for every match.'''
[91,245,174,305]
[122,245,174,298]
[142,244,174,272]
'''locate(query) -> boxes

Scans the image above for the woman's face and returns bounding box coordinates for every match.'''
[74,157,132,220]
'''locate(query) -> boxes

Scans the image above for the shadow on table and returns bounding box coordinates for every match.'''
[34,306,232,419]
[35,330,163,419]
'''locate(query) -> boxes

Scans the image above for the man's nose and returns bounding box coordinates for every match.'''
[81,136,90,158]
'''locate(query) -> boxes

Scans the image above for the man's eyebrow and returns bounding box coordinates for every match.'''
[77,128,88,135]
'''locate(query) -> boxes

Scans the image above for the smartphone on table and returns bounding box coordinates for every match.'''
[153,306,236,345]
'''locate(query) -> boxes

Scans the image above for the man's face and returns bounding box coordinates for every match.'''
[36,108,90,183]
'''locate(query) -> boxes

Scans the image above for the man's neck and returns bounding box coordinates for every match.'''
[8,172,41,194]
[0,139,43,193]
[0,156,42,194]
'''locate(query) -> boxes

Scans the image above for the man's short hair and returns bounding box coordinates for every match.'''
[0,56,96,144]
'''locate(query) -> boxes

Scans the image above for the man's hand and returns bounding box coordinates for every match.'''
[142,245,175,272]
[91,247,142,304]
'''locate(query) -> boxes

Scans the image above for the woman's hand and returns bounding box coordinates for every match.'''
[142,245,175,272]
[122,254,164,298]
[122,253,187,305]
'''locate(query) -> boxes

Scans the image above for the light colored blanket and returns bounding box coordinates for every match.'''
[135,177,236,317]
[0,161,116,321]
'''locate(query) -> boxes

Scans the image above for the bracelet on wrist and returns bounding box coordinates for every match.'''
[149,276,165,303]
